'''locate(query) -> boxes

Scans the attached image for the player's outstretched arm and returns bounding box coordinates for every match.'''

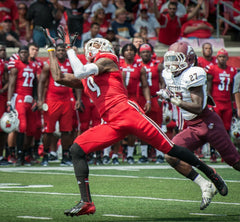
[48,49,82,89]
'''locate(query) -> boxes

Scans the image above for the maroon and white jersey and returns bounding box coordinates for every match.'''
[81,52,128,117]
[205,64,237,102]
[8,59,38,96]
[46,59,73,101]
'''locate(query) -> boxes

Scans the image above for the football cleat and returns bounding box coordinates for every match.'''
[208,169,228,196]
[60,156,73,166]
[112,157,119,165]
[138,156,149,164]
[102,155,111,165]
[41,155,49,167]
[127,156,135,164]
[155,155,164,164]
[200,182,218,210]
[64,201,96,217]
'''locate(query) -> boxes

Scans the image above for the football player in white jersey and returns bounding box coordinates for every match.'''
[157,41,240,210]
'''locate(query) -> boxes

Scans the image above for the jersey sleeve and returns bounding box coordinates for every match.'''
[185,67,207,89]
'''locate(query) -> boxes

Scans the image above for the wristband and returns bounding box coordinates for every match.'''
[47,48,55,52]
[146,100,151,104]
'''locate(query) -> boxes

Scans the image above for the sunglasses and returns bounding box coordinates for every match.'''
[18,7,27,10]
[4,20,12,23]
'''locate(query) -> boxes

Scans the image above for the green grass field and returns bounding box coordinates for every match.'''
[0,159,239,222]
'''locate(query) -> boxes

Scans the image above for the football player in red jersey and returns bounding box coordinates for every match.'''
[0,43,9,165]
[38,44,77,167]
[120,43,151,164]
[138,43,166,163]
[198,42,217,69]
[206,48,237,133]
[7,45,38,166]
[43,28,228,215]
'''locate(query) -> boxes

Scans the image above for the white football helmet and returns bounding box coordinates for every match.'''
[164,42,196,76]
[230,117,240,142]
[0,110,19,133]
[85,38,115,62]
[162,102,172,125]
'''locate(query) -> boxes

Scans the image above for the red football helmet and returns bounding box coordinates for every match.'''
[164,42,196,76]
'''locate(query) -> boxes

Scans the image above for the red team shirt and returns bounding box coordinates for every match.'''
[197,56,217,69]
[45,59,73,101]
[0,59,6,131]
[74,52,174,154]
[120,59,142,102]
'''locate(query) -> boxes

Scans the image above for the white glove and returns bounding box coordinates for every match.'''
[170,97,181,106]
[156,89,172,100]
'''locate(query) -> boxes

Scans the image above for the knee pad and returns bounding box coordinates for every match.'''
[70,143,86,159]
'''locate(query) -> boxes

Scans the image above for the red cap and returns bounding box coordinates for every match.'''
[139,4,148,11]
[139,44,152,52]
[217,48,228,57]
[2,15,12,22]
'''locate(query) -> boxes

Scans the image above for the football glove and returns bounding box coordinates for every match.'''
[40,27,56,48]
[156,89,173,101]
[170,97,181,106]
[6,101,13,113]
[57,25,79,48]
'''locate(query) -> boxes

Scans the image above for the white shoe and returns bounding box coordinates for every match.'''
[200,182,218,210]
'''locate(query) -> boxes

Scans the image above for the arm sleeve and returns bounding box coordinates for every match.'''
[67,49,99,79]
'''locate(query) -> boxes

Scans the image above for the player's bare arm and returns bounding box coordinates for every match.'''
[178,86,204,114]
[140,67,151,113]
[48,50,83,89]
[95,57,119,74]
[8,67,18,101]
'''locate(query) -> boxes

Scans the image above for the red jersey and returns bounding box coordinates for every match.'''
[46,59,73,101]
[139,59,161,96]
[0,59,5,90]
[198,56,217,69]
[157,14,188,45]
[8,59,38,96]
[180,20,213,38]
[205,64,237,102]
[120,59,142,101]
[81,52,128,117]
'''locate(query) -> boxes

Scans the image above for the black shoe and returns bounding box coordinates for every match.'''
[64,201,96,217]
[60,156,73,166]
[102,155,110,165]
[112,157,119,165]
[155,155,164,164]
[0,158,12,166]
[208,169,228,196]
[127,156,134,164]
[95,157,102,165]
[138,156,149,163]
[49,153,58,161]
[41,155,48,167]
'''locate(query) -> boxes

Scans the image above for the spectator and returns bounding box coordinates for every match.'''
[0,15,21,47]
[17,3,32,45]
[91,8,111,37]
[56,0,92,48]
[134,4,160,41]
[81,22,103,48]
[111,8,138,42]
[0,0,19,32]
[154,0,203,47]
[233,0,240,24]
[26,0,63,47]
[105,28,117,42]
[198,42,217,68]
[82,9,92,34]
[113,0,126,9]
[160,0,187,17]
[124,0,140,22]
[180,3,214,39]
[91,0,116,22]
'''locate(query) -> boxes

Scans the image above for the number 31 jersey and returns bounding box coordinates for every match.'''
[162,66,207,120]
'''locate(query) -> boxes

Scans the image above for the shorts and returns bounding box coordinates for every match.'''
[74,100,174,154]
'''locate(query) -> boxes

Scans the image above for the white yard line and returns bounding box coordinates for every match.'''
[0,189,239,207]
[103,214,139,218]
[17,216,52,220]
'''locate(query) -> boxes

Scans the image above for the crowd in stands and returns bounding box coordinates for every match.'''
[0,0,240,166]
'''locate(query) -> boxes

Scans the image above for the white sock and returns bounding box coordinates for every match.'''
[156,150,164,157]
[50,151,57,157]
[127,146,134,158]
[0,156,3,161]
[140,145,148,157]
[112,153,118,159]
[193,174,209,191]
[103,146,111,156]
